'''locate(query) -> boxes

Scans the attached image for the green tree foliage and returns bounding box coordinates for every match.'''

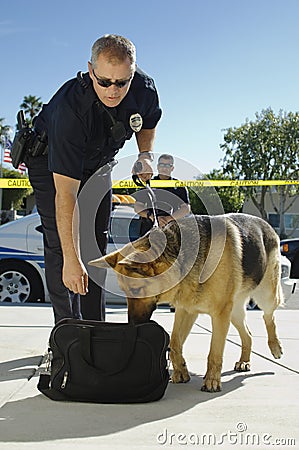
[1,118,32,211]
[220,108,299,236]
[20,95,42,126]
[189,169,245,214]
[1,167,32,209]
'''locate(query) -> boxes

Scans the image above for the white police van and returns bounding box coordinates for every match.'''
[0,203,142,304]
[0,208,295,305]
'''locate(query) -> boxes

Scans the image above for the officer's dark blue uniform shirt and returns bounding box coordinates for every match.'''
[34,67,162,180]
[133,175,190,216]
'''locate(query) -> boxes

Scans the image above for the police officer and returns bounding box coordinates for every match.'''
[27,34,162,323]
[133,154,190,234]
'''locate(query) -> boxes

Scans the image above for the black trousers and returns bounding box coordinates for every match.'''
[27,155,112,323]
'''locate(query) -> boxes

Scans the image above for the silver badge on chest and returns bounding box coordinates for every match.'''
[129,113,143,132]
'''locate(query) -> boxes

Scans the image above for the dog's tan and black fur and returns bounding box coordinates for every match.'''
[89,213,283,392]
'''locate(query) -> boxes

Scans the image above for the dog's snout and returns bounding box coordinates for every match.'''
[127,298,157,325]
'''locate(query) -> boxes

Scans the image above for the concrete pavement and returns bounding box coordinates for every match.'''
[0,297,298,449]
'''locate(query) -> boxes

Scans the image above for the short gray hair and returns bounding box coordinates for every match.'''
[91,34,136,68]
[158,154,174,165]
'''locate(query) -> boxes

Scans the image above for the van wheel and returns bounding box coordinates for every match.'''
[0,261,44,303]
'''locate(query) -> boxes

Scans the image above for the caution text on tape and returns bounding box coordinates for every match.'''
[112,179,299,189]
[0,178,298,189]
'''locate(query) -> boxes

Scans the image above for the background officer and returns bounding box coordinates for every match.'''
[26,34,162,323]
[133,154,190,234]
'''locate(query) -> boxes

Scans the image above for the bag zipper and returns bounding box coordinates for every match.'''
[61,371,69,389]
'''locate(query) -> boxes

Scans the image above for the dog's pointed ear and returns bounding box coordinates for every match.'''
[118,250,154,266]
[118,252,139,266]
[89,251,120,269]
[89,233,152,269]
[88,239,142,269]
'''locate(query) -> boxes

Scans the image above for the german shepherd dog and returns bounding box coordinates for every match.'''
[89,213,283,392]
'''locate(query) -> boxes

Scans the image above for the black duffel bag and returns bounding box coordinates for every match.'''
[38,318,170,403]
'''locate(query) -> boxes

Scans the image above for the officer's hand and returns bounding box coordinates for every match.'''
[62,257,88,295]
[132,157,153,183]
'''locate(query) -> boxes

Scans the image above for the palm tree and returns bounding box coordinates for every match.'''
[0,118,11,141]
[0,118,13,210]
[20,95,42,126]
[0,118,11,153]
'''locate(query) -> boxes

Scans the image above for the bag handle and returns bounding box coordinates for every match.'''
[79,325,138,375]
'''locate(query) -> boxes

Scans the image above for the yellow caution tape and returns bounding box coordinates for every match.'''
[112,179,299,189]
[0,179,32,188]
[0,178,298,189]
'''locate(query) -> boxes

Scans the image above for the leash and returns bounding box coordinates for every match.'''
[132,163,159,228]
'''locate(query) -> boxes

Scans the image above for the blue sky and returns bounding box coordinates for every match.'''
[1,0,299,178]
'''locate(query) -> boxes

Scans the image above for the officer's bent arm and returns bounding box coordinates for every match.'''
[135,128,156,152]
[52,173,88,295]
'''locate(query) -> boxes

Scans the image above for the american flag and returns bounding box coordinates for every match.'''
[3,138,12,163]
[3,137,27,175]
[18,162,27,175]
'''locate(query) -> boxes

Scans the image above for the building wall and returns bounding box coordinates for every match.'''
[242,190,299,238]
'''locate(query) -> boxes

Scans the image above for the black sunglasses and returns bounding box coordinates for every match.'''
[158,163,172,168]
[92,69,132,88]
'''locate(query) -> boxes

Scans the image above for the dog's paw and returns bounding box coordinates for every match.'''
[171,367,190,383]
[269,339,283,359]
[201,377,222,392]
[234,361,251,372]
